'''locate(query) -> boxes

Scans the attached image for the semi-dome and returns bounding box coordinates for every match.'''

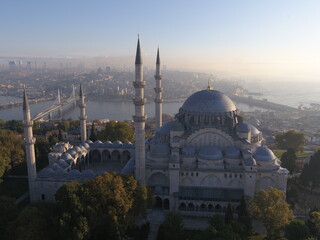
[254,147,276,162]
[198,146,223,160]
[182,145,196,156]
[180,90,237,114]
[225,146,241,158]
[236,123,251,133]
[150,143,170,157]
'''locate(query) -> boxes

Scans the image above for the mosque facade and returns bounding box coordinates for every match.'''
[23,39,288,213]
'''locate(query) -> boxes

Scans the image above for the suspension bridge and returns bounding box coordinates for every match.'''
[31,85,79,121]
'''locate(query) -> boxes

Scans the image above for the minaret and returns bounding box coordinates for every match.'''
[78,84,87,143]
[133,37,146,184]
[154,47,163,129]
[23,88,37,202]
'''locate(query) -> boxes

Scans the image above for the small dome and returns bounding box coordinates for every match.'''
[150,143,170,157]
[75,146,82,152]
[225,146,241,158]
[254,147,276,162]
[49,163,62,171]
[102,140,113,147]
[53,168,66,178]
[172,121,184,131]
[198,146,223,160]
[236,123,251,133]
[182,145,196,156]
[244,157,257,166]
[81,170,96,179]
[61,153,73,160]
[82,143,90,149]
[80,145,87,152]
[157,121,175,136]
[250,125,260,136]
[181,90,237,114]
[93,140,103,147]
[123,141,133,148]
[38,167,55,178]
[86,140,93,144]
[57,159,69,168]
[113,140,123,148]
[67,169,81,179]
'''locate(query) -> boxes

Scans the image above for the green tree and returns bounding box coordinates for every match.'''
[250,187,294,240]
[225,202,233,224]
[55,173,150,240]
[285,219,310,240]
[275,130,305,152]
[34,138,52,171]
[89,121,97,142]
[0,130,25,176]
[281,148,297,174]
[5,203,58,240]
[307,211,320,239]
[300,163,310,187]
[97,121,134,142]
[4,120,23,133]
[157,211,185,240]
[238,195,253,237]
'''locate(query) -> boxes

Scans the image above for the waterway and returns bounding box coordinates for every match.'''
[0,97,263,121]
[1,81,319,121]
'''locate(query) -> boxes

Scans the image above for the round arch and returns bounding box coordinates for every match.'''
[91,149,101,163]
[111,150,121,161]
[102,150,111,162]
[122,150,131,164]
[200,174,222,187]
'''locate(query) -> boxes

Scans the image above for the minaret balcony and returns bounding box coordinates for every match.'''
[133,97,147,106]
[133,115,147,122]
[23,120,33,127]
[154,98,163,103]
[24,137,36,145]
[154,87,163,93]
[133,81,146,88]
[154,74,162,80]
[78,103,86,108]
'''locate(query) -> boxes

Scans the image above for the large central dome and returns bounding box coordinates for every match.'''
[181,89,237,114]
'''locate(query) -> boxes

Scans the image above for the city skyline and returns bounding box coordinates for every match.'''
[0,0,319,81]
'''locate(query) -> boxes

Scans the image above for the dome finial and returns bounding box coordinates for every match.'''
[207,78,212,90]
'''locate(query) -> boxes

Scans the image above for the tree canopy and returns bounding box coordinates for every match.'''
[55,172,150,240]
[299,150,320,188]
[285,219,310,240]
[250,187,293,240]
[275,130,305,152]
[281,148,297,174]
[97,121,134,142]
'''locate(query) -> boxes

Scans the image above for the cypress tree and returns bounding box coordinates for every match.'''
[89,121,97,142]
[225,202,233,224]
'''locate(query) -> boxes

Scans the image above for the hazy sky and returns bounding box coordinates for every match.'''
[0,0,319,81]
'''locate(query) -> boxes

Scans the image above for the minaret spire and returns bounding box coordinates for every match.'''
[23,87,37,202]
[133,36,146,184]
[154,47,163,129]
[78,83,87,143]
[135,36,142,65]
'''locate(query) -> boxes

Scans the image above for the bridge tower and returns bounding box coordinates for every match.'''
[57,89,62,119]
[23,88,37,202]
[133,37,146,184]
[78,84,87,143]
[72,84,77,108]
[154,47,163,129]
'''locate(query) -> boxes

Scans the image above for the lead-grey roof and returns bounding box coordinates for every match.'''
[254,146,276,162]
[180,90,237,114]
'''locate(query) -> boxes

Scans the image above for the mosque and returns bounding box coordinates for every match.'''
[23,39,288,213]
